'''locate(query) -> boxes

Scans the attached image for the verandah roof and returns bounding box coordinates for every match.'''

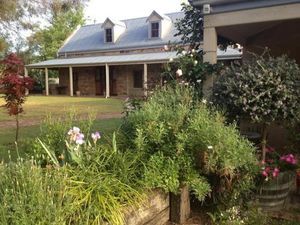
[26,49,241,69]
[26,52,178,69]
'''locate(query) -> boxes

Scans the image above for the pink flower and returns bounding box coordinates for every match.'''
[280,154,297,165]
[272,168,280,178]
[262,170,268,177]
[91,131,101,143]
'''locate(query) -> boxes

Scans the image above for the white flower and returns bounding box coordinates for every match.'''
[176,69,183,77]
[208,146,213,150]
[184,82,189,86]
[194,60,198,66]
[164,45,169,51]
[202,99,207,104]
[191,49,196,53]
[68,127,80,135]
[196,79,201,83]
[75,138,85,145]
[169,58,174,62]
[181,50,187,55]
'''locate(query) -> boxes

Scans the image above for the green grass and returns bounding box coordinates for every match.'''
[0,95,123,123]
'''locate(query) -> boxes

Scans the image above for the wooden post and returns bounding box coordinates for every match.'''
[143,63,148,97]
[45,67,49,96]
[105,64,110,98]
[24,67,29,96]
[170,185,191,224]
[69,66,73,97]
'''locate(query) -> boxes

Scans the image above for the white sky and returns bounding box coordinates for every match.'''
[84,0,188,24]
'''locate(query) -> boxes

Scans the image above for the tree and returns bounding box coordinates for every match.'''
[213,52,300,161]
[27,0,87,61]
[175,3,232,50]
[0,0,87,55]
[0,53,34,143]
[175,3,203,49]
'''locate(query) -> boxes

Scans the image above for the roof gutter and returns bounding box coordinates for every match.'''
[189,0,247,8]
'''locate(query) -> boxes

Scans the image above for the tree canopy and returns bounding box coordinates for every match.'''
[27,2,85,61]
[0,0,87,59]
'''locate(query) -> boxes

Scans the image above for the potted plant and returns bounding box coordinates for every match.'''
[257,146,298,210]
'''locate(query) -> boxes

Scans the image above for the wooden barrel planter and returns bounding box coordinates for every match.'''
[257,172,295,210]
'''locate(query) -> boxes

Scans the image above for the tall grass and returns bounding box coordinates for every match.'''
[0,160,70,224]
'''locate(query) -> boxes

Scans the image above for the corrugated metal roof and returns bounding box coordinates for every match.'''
[26,49,242,68]
[26,52,178,68]
[58,12,184,54]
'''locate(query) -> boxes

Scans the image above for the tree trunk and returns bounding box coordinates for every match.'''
[261,123,268,162]
[15,114,19,143]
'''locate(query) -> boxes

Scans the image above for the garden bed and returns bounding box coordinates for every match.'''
[125,190,170,225]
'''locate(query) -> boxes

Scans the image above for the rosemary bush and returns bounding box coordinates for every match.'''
[121,85,258,205]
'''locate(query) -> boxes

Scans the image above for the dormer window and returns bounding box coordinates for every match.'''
[147,10,172,39]
[105,28,112,43]
[151,22,159,38]
[102,18,126,44]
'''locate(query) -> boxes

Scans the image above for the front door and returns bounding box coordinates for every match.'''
[95,67,105,95]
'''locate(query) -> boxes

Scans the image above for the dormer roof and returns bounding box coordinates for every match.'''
[146,10,171,22]
[101,18,126,28]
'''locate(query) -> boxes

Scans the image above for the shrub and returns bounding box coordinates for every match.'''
[121,85,258,205]
[213,52,300,161]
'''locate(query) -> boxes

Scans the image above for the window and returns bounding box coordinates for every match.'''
[151,22,159,38]
[105,28,112,43]
[133,71,143,88]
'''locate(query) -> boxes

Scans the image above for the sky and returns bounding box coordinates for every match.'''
[84,0,188,24]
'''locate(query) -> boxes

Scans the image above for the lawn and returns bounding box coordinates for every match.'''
[0,95,124,161]
[0,95,123,123]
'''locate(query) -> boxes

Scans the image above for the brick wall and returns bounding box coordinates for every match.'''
[75,67,96,96]
[58,68,69,95]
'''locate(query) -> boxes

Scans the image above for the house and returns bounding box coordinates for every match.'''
[189,0,300,64]
[26,10,241,97]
